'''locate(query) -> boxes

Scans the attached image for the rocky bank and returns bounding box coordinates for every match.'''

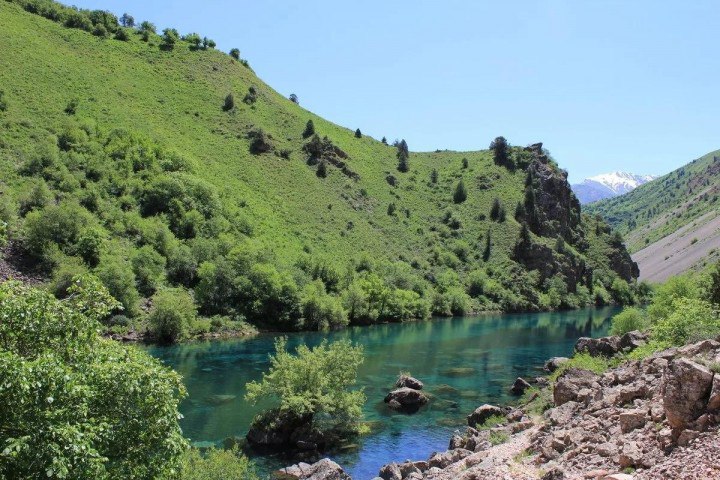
[278,335,720,480]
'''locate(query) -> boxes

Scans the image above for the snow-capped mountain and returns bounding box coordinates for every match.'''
[572,172,657,204]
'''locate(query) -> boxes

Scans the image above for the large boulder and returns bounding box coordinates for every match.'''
[467,404,504,427]
[278,458,350,480]
[553,368,601,406]
[662,358,714,431]
[384,387,428,413]
[574,336,621,357]
[395,374,424,390]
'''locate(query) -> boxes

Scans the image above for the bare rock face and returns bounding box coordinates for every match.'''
[467,404,504,427]
[661,357,714,431]
[278,458,350,480]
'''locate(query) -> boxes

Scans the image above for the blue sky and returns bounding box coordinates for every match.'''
[72,1,720,181]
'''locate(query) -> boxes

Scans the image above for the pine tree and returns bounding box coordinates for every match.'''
[381,137,388,145]
[453,179,467,204]
[229,48,240,60]
[303,120,315,138]
[483,229,492,261]
[490,198,502,221]
[462,157,468,169]
[430,168,438,184]
[355,128,362,138]
[489,136,511,169]
[397,139,409,172]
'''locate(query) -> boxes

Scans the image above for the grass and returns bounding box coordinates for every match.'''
[488,430,510,446]
[0,1,638,332]
[549,352,618,382]
[476,414,506,431]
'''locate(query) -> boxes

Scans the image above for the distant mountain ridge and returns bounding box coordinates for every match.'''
[572,171,657,204]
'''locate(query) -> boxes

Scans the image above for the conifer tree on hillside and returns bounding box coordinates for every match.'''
[381,137,388,145]
[430,168,438,184]
[303,120,315,138]
[453,179,467,204]
[355,128,362,138]
[397,139,409,172]
[483,229,492,261]
[490,136,513,169]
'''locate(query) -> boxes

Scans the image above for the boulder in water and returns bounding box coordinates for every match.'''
[384,387,428,413]
[395,374,424,390]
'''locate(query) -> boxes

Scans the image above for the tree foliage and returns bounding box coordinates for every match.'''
[453,179,467,204]
[0,278,187,479]
[245,338,365,433]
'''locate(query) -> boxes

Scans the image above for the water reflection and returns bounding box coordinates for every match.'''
[145,306,618,479]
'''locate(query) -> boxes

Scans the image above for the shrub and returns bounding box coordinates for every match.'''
[22,202,93,260]
[176,447,258,480]
[222,93,234,111]
[132,245,166,296]
[610,307,648,335]
[184,32,202,49]
[301,280,348,330]
[148,288,197,343]
[247,128,273,154]
[652,297,720,346]
[0,279,186,479]
[245,338,365,435]
[317,159,328,178]
[453,179,467,203]
[114,28,130,41]
[95,255,140,317]
[430,168,438,184]
[0,90,7,112]
[229,48,240,60]
[161,28,179,49]
[64,98,79,115]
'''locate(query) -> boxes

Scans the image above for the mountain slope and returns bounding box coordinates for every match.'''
[572,172,656,204]
[587,149,720,282]
[0,0,639,331]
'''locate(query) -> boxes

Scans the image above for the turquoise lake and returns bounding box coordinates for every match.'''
[146,307,618,479]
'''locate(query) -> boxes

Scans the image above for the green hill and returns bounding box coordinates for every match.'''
[587,149,720,282]
[0,0,640,336]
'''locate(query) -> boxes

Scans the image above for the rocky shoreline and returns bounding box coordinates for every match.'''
[277,334,720,480]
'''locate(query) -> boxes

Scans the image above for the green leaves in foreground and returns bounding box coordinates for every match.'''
[0,278,188,479]
[245,338,365,432]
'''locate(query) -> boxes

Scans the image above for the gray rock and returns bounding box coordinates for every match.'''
[575,335,621,357]
[384,387,428,412]
[427,448,472,469]
[544,357,569,373]
[553,368,601,406]
[467,404,504,427]
[662,358,713,431]
[395,374,424,390]
[279,458,350,480]
[619,330,649,351]
[619,409,647,433]
[511,377,532,395]
[377,462,401,480]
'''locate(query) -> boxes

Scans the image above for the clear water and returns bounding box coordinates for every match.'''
[145,307,618,479]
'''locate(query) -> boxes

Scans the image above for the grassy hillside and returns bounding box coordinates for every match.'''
[0,0,640,336]
[587,149,720,281]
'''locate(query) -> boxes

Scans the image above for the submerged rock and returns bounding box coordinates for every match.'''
[441,367,476,377]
